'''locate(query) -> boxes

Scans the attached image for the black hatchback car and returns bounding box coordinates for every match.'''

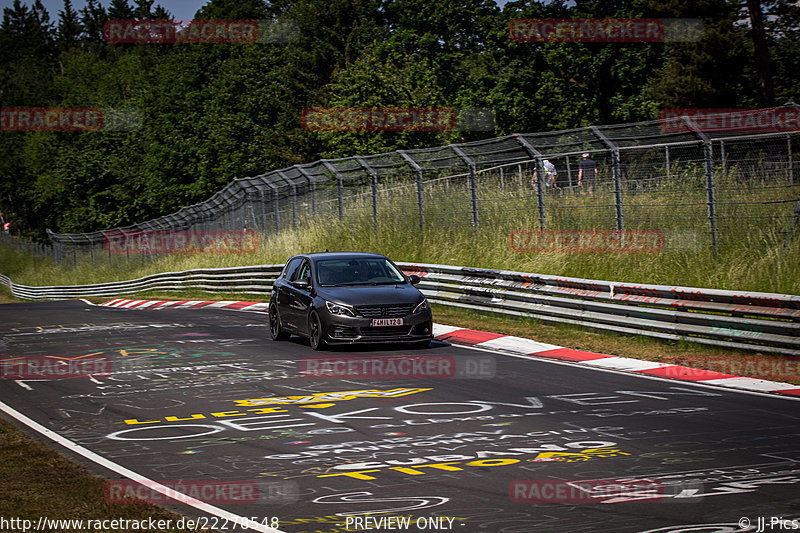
[268,252,433,350]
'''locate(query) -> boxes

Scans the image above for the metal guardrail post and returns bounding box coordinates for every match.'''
[322,160,344,220]
[355,156,379,230]
[450,145,480,228]
[591,126,624,231]
[514,135,546,229]
[682,116,718,251]
[276,171,298,231]
[296,166,317,217]
[398,150,425,229]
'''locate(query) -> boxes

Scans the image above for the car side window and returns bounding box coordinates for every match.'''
[293,260,312,283]
[283,257,302,280]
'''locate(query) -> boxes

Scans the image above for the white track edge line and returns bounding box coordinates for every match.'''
[0,399,285,533]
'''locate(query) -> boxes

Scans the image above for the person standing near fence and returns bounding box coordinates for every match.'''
[532,159,558,191]
[578,153,597,194]
[3,222,9,234]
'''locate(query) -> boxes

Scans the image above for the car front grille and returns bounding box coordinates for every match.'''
[355,304,415,318]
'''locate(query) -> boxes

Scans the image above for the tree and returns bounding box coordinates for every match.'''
[56,0,82,53]
[745,0,774,105]
[80,0,108,49]
[108,0,135,20]
[193,0,271,20]
[645,0,754,109]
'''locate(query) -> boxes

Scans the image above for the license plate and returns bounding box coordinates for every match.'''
[370,318,403,327]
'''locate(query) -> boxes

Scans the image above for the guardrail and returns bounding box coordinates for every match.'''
[0,266,283,301]
[1,263,798,356]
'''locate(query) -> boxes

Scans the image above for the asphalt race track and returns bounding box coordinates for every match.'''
[2,300,800,533]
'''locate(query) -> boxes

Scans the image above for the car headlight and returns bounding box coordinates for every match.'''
[413,299,429,314]
[325,300,356,317]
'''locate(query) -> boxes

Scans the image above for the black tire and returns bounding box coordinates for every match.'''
[269,303,290,341]
[308,310,325,351]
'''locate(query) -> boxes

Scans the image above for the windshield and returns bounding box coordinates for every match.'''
[316,258,407,286]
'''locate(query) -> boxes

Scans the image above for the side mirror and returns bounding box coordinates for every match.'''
[408,274,421,285]
[293,279,310,289]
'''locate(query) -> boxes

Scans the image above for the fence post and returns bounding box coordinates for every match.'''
[514,134,546,229]
[591,126,624,230]
[450,145,479,228]
[69,235,77,267]
[355,156,379,230]
[566,155,573,189]
[276,171,298,231]
[665,145,670,180]
[682,116,718,251]
[264,180,280,231]
[720,140,727,176]
[398,150,425,229]
[322,160,344,220]
[258,186,267,230]
[296,166,317,217]
[783,194,800,252]
[788,134,794,185]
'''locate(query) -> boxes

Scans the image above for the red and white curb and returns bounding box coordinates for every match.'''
[102,299,800,398]
[102,298,268,312]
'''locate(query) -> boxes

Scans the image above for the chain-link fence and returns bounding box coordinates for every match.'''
[0,232,54,260]
[10,115,800,266]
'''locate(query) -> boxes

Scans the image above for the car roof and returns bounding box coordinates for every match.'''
[294,252,390,262]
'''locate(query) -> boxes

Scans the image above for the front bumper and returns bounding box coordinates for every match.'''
[318,307,433,345]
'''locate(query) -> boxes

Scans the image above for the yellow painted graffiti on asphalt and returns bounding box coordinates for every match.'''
[122,388,432,425]
[318,447,631,480]
[233,388,432,407]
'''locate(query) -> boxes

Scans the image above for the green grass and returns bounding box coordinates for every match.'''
[0,417,214,532]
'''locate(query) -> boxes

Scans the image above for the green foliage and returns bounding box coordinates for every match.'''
[0,0,797,242]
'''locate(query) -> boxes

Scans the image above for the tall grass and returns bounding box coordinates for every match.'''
[2,168,798,295]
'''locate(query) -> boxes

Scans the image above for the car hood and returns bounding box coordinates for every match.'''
[317,284,424,306]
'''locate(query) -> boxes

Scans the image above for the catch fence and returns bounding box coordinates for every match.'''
[5,114,800,265]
